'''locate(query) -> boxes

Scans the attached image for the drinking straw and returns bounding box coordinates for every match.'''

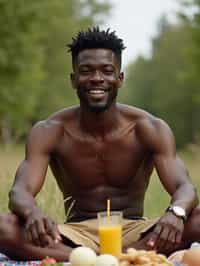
[107,198,110,218]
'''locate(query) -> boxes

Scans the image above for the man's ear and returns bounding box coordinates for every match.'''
[117,72,124,88]
[70,73,76,89]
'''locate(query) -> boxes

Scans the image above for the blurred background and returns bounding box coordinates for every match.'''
[0,0,200,220]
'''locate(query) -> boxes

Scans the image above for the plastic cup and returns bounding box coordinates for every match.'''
[98,211,122,256]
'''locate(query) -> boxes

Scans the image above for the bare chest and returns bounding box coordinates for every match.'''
[51,129,148,189]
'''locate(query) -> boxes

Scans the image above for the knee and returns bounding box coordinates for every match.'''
[188,205,200,226]
[0,213,18,238]
[184,205,200,240]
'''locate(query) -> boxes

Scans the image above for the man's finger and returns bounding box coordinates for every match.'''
[153,224,163,236]
[146,233,158,248]
[146,224,162,248]
[36,219,46,237]
[175,230,182,246]
[44,218,61,242]
[25,230,32,243]
[168,230,176,244]
[163,230,176,254]
[36,220,50,247]
[39,234,53,247]
[156,227,170,252]
[160,227,170,241]
[30,224,40,246]
[55,225,62,242]
[52,224,62,243]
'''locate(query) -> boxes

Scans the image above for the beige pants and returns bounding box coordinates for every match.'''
[58,218,158,252]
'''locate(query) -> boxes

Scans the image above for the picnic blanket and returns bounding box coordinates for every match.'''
[0,253,41,266]
[0,252,185,266]
[0,254,71,266]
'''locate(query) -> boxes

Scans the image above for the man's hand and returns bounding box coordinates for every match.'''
[146,211,184,254]
[24,207,62,247]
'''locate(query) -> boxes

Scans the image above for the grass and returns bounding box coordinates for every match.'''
[0,144,200,221]
[0,145,65,223]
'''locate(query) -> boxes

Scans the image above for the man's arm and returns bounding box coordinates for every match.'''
[136,117,198,253]
[9,120,63,246]
[154,153,197,215]
[137,117,198,214]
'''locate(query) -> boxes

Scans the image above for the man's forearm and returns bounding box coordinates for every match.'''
[9,186,38,220]
[170,183,199,217]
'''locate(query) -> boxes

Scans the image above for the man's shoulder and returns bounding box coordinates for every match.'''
[121,105,175,152]
[28,106,79,144]
[26,120,63,151]
[48,105,79,123]
[34,106,78,130]
[118,103,173,144]
[118,103,158,124]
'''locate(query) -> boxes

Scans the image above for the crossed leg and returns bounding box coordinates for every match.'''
[0,213,74,261]
[2,207,200,260]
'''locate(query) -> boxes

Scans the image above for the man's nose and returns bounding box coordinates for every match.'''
[90,71,104,82]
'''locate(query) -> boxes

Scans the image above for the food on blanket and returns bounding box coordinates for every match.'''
[182,247,200,266]
[69,246,97,266]
[118,248,173,266]
[95,254,119,266]
[40,257,57,265]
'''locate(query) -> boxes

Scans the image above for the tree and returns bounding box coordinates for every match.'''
[0,1,47,141]
[124,17,200,147]
[0,0,111,143]
[179,0,200,140]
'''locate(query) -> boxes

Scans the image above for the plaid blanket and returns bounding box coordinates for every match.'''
[0,252,184,266]
[0,253,41,266]
[0,253,70,266]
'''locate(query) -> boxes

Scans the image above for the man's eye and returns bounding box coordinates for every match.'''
[104,69,114,74]
[80,69,91,74]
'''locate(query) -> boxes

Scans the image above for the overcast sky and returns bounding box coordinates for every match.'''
[104,0,180,68]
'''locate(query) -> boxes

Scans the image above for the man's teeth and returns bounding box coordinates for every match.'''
[88,90,105,94]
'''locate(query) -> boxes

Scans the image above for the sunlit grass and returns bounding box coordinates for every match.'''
[144,145,200,217]
[0,145,65,222]
[0,144,200,221]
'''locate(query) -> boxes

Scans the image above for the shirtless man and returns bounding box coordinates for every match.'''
[0,27,199,261]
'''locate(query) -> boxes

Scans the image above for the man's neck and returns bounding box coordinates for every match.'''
[78,103,120,138]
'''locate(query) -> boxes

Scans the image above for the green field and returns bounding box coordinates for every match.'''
[0,145,200,222]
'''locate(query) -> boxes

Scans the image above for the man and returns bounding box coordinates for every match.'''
[0,27,199,261]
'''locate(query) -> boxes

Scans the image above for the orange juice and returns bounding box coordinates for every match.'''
[99,225,122,256]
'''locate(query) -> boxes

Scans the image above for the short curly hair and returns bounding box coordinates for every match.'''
[67,26,126,68]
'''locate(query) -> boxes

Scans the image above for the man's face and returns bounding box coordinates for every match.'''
[71,49,124,113]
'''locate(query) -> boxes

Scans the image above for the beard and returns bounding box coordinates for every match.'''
[76,86,118,113]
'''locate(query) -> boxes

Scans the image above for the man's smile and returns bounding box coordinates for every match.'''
[87,90,106,100]
[86,87,109,100]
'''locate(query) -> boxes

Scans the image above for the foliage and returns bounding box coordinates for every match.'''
[2,0,200,148]
[179,0,200,104]
[124,15,200,148]
[0,0,111,143]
